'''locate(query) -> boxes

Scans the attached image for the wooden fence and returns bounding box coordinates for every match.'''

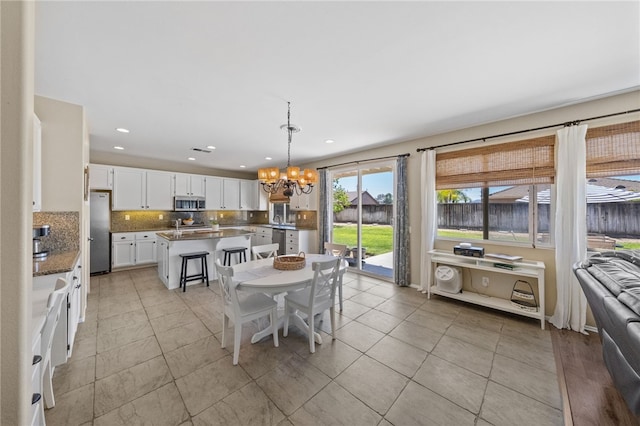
[334,205,393,224]
[438,202,639,237]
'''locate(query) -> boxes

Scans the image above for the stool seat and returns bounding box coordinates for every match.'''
[179,251,209,292]
[222,247,247,266]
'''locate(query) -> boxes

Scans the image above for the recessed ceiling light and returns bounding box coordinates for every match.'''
[325,139,335,144]
[113,146,124,150]
[265,157,272,160]
[187,157,196,161]
[239,165,246,168]
[206,145,216,150]
[116,128,130,133]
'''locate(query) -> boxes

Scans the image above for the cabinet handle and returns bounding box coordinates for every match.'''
[130,243,133,246]
[32,355,42,365]
[121,237,126,240]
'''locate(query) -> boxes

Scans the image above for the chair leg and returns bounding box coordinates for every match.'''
[339,274,344,311]
[42,360,55,409]
[283,303,290,337]
[330,306,336,340]
[233,323,242,365]
[271,308,279,347]
[221,314,227,348]
[308,312,315,353]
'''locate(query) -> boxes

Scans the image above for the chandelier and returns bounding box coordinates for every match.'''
[257,102,318,197]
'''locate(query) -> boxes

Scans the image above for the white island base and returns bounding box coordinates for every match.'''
[157,230,252,290]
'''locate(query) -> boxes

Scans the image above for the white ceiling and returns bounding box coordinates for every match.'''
[35,1,639,173]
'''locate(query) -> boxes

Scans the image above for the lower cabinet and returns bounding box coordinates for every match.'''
[112,232,157,269]
[285,230,318,255]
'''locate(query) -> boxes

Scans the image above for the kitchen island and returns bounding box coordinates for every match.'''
[156,229,254,290]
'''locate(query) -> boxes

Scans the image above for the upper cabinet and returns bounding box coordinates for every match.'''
[239,180,258,210]
[89,164,113,190]
[205,177,244,210]
[174,173,206,197]
[112,167,173,210]
[289,190,318,211]
[33,114,42,212]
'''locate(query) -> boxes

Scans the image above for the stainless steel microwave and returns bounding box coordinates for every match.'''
[174,196,206,211]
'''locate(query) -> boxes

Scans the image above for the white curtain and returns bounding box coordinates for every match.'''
[420,150,437,292]
[550,124,588,333]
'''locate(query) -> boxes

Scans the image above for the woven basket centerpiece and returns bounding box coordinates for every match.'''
[273,252,306,271]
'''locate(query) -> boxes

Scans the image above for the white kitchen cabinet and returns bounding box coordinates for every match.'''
[206,177,241,210]
[240,179,258,210]
[145,171,174,210]
[112,232,158,268]
[33,114,42,212]
[45,257,82,367]
[158,239,169,283]
[284,229,318,255]
[175,173,206,197]
[223,179,240,209]
[134,232,157,264]
[289,191,318,211]
[255,226,273,246]
[89,163,113,190]
[112,233,136,268]
[257,182,269,211]
[112,168,145,210]
[112,167,173,210]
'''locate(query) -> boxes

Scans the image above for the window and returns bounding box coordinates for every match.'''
[585,120,640,250]
[435,136,555,246]
[270,202,291,224]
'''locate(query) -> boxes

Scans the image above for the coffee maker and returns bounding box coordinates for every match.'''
[33,224,50,258]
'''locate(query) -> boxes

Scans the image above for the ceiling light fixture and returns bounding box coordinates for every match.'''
[114,146,124,150]
[187,157,196,161]
[325,139,335,144]
[116,128,130,133]
[265,157,272,161]
[258,102,318,197]
[206,145,216,150]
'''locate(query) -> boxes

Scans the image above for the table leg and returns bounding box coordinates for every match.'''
[250,311,322,345]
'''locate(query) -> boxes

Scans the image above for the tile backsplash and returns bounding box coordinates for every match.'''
[33,211,80,252]
[110,209,316,232]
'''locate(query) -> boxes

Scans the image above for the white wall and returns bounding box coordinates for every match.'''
[0,1,35,423]
[304,90,640,322]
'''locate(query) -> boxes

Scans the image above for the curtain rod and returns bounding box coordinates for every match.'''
[416,108,640,152]
[317,153,410,170]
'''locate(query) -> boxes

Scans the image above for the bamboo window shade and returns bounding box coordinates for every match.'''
[586,120,640,178]
[435,136,555,189]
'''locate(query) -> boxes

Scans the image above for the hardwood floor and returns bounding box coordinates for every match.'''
[551,327,640,426]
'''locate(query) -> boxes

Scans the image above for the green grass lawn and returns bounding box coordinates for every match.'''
[332,224,393,256]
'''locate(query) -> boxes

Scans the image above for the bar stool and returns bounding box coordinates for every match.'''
[179,251,210,292]
[222,247,247,266]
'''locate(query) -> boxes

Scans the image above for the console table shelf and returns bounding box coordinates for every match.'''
[428,249,546,329]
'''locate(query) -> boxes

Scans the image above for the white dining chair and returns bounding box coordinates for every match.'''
[283,258,341,353]
[41,277,69,411]
[324,242,348,311]
[215,260,279,365]
[251,243,279,260]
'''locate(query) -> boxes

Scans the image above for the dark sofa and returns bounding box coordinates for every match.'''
[573,250,640,416]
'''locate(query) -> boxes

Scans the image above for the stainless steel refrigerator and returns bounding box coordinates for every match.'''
[90,191,111,274]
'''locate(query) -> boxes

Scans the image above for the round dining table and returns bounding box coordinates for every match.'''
[232,253,347,344]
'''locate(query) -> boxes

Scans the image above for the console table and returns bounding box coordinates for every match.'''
[427,249,546,329]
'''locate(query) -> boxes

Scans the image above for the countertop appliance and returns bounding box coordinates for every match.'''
[33,224,50,258]
[90,191,111,274]
[174,196,205,211]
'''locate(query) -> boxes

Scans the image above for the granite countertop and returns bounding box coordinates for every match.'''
[110,225,262,233]
[33,250,80,277]
[157,228,254,241]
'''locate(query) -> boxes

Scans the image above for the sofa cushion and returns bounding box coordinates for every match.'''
[619,287,640,317]
[587,258,640,296]
[600,249,640,267]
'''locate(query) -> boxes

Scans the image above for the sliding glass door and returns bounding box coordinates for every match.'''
[329,160,395,279]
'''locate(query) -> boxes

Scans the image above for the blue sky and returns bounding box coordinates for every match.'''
[336,172,393,198]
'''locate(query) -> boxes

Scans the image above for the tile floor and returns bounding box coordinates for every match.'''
[45,267,563,425]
